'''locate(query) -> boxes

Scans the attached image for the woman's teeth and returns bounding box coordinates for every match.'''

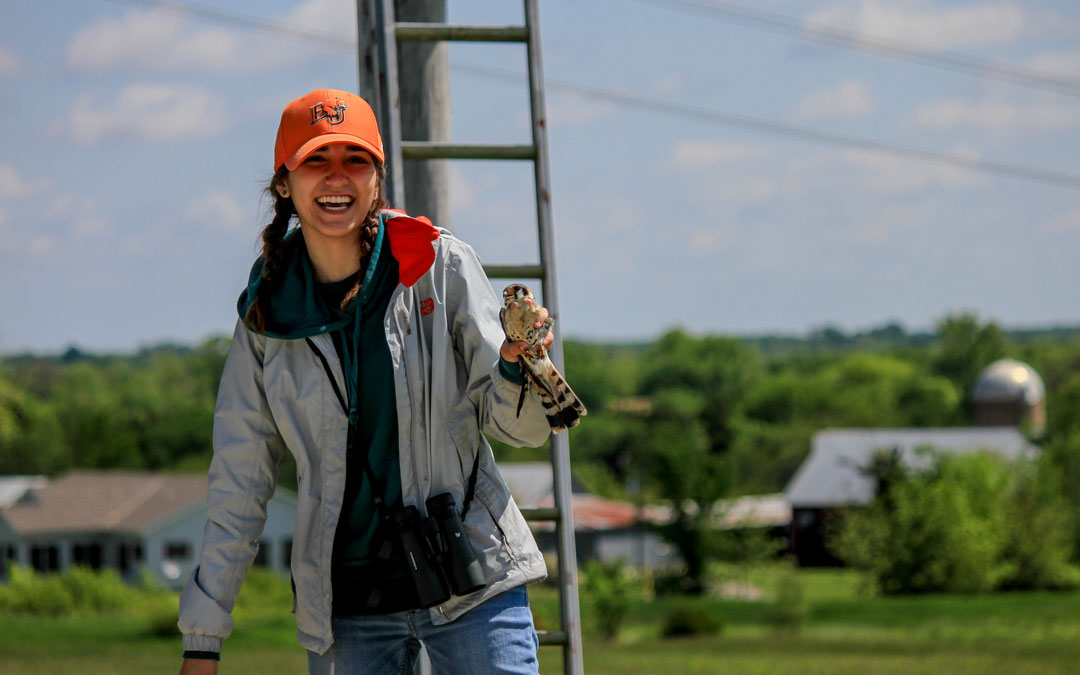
[317,196,354,211]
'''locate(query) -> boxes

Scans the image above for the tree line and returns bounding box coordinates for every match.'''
[3,313,1079,593]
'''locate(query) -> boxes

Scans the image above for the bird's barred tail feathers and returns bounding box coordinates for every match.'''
[522,352,588,433]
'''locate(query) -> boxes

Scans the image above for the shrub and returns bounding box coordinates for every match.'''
[1000,458,1080,590]
[0,565,75,616]
[0,565,167,616]
[660,604,723,638]
[581,559,640,640]
[234,567,293,612]
[60,566,130,612]
[766,566,806,632]
[138,594,182,639]
[833,450,1010,594]
[833,449,1079,594]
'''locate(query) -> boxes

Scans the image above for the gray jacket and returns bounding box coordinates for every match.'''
[178,221,550,655]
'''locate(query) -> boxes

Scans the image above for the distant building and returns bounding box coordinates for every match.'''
[498,462,790,569]
[973,358,1046,435]
[0,471,297,588]
[498,462,681,568]
[784,428,1037,566]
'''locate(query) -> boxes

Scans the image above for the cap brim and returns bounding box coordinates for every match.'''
[283,134,385,170]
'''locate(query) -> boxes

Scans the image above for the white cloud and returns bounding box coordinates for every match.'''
[0,46,20,76]
[792,80,873,119]
[1029,49,1080,78]
[186,191,250,230]
[807,1,1027,50]
[1042,205,1080,234]
[0,165,51,199]
[61,84,225,144]
[672,142,769,167]
[650,74,686,96]
[65,0,354,73]
[913,99,1080,132]
[843,146,984,191]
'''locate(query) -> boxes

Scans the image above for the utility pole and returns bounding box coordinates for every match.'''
[357,0,451,228]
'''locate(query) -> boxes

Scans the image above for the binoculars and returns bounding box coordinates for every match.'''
[392,492,487,608]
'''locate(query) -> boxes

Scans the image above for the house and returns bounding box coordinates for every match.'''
[0,471,297,588]
[499,462,681,568]
[784,427,1037,566]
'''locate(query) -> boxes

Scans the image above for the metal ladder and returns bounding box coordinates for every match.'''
[358,2,583,673]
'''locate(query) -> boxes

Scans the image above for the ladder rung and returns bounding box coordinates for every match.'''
[401,142,536,161]
[520,507,560,522]
[395,23,529,43]
[483,264,545,279]
[537,630,569,646]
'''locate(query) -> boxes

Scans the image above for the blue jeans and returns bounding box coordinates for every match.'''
[307,585,540,675]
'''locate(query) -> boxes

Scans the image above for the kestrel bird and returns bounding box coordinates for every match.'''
[500,284,587,433]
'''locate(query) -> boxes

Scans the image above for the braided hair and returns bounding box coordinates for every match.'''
[244,161,388,332]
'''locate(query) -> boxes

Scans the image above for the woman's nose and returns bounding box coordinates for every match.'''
[324,161,348,184]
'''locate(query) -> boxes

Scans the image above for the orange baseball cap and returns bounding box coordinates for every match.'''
[274,88,385,171]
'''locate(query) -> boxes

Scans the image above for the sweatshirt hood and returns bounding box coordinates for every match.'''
[238,210,440,339]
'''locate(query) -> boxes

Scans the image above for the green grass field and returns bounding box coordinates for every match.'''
[2,566,1079,674]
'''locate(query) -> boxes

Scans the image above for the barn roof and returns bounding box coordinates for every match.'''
[784,428,1037,509]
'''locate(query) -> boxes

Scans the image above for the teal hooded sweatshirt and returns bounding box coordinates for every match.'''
[237,218,415,612]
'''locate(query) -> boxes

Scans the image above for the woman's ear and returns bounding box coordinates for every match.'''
[276,182,290,199]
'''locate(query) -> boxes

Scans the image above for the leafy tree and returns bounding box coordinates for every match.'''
[630,388,729,594]
[833,449,1077,594]
[0,373,68,474]
[933,313,1009,413]
[639,329,761,453]
[1042,433,1080,561]
[833,450,1011,594]
[50,364,143,469]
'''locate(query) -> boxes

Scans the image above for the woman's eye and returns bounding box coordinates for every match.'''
[348,156,369,164]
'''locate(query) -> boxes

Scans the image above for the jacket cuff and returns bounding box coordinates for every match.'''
[183,634,223,654]
[498,357,525,385]
[183,650,221,661]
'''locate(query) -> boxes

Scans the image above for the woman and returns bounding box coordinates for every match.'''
[178,88,553,674]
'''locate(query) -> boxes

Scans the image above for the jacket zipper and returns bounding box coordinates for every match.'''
[305,338,347,415]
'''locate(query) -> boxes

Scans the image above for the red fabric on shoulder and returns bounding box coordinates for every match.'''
[383,210,440,287]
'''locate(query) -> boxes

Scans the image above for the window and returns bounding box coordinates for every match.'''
[30,544,59,572]
[73,543,103,570]
[164,541,192,561]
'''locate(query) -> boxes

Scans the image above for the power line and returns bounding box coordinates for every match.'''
[621,0,1080,98]
[96,0,1080,190]
[455,61,1080,190]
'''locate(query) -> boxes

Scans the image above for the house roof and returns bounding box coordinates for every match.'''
[497,462,589,509]
[499,462,648,532]
[0,471,211,536]
[784,428,1037,509]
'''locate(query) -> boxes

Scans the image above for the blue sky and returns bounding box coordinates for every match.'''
[1,0,1078,353]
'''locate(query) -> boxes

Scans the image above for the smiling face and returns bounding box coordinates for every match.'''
[280,143,379,248]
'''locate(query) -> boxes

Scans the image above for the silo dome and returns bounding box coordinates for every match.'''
[972,359,1046,434]
[973,359,1045,406]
